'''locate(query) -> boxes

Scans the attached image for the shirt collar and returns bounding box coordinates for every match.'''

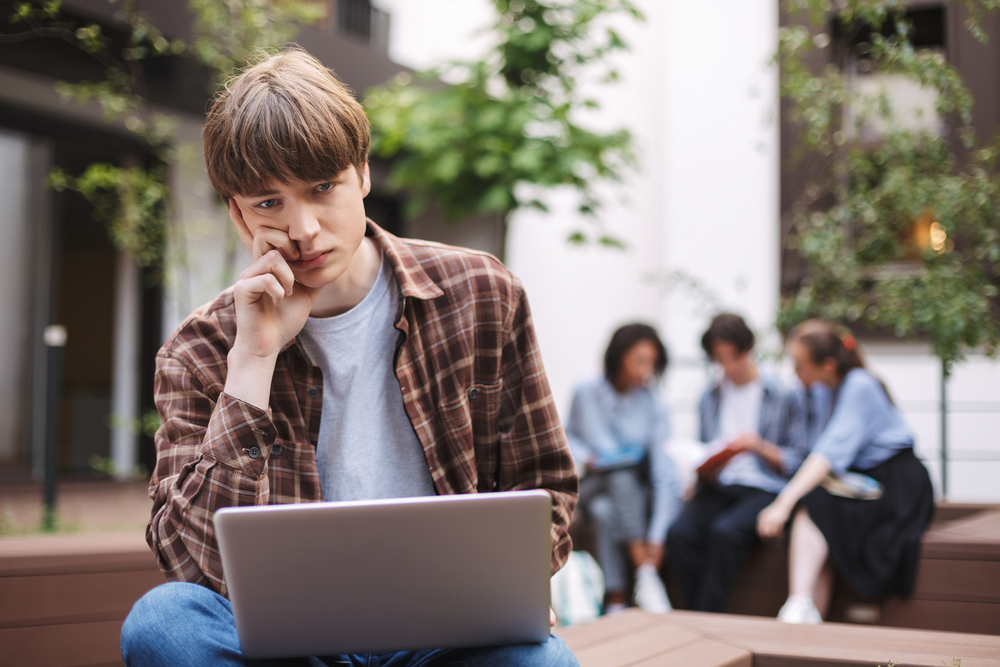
[280,219,444,358]
[366,219,445,301]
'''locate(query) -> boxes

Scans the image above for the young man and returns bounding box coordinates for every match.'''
[666,313,807,613]
[120,49,579,666]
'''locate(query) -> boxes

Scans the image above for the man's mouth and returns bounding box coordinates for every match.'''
[289,250,332,270]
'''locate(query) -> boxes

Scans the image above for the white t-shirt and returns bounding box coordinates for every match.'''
[297,254,436,501]
[717,378,764,487]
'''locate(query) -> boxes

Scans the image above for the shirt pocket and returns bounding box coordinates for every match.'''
[438,380,504,492]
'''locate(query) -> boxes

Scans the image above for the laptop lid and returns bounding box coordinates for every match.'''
[214,490,553,659]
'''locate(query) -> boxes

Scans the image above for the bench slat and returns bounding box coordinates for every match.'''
[567,621,702,666]
[628,638,752,667]
[0,619,125,667]
[0,569,164,629]
[554,610,662,651]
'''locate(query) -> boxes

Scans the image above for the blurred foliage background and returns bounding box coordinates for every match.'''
[366,0,642,248]
[5,0,326,278]
[6,0,1000,374]
[776,0,1000,376]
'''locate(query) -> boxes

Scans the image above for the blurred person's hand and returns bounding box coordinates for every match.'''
[728,432,788,474]
[757,500,792,539]
[728,432,762,453]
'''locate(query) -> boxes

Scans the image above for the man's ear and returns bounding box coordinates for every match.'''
[360,162,371,198]
[228,198,255,252]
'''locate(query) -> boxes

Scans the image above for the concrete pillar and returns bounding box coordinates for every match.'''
[110,250,140,479]
[0,131,34,468]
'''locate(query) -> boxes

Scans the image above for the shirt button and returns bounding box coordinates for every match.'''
[308,388,318,399]
[248,446,261,459]
[468,387,479,400]
[272,443,282,455]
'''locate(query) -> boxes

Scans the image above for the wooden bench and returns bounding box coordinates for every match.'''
[554,608,1000,667]
[2,503,997,666]
[721,504,1000,634]
[0,533,165,667]
[572,502,1000,634]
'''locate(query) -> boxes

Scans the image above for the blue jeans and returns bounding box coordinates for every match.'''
[121,582,578,667]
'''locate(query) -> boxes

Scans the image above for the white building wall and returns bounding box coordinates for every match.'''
[865,347,1000,501]
[382,0,1000,502]
[381,0,779,448]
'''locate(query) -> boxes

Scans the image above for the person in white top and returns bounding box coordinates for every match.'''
[667,313,808,612]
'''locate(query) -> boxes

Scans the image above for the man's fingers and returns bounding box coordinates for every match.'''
[252,226,298,264]
[235,272,286,306]
[239,250,296,297]
[229,200,299,265]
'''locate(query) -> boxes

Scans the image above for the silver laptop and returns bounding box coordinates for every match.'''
[214,490,553,659]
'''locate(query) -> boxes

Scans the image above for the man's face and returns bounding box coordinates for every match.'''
[710,340,750,383]
[229,164,371,290]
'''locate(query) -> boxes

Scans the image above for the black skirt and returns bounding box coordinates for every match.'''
[802,448,934,599]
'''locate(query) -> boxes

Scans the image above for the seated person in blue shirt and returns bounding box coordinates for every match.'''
[565,323,681,614]
[758,319,934,624]
[667,313,808,612]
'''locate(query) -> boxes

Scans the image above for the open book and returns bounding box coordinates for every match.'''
[695,440,744,477]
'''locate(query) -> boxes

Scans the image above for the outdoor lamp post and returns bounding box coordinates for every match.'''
[42,324,66,532]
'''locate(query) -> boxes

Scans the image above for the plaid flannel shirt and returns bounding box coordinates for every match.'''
[147,221,578,596]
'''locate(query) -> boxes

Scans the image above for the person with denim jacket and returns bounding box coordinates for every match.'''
[667,313,807,612]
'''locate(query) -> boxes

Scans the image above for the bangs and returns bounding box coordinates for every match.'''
[203,49,370,199]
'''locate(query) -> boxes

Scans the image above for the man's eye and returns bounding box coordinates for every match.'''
[258,199,278,209]
[316,182,333,192]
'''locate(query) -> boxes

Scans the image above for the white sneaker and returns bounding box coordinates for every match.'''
[777,595,823,624]
[633,562,672,613]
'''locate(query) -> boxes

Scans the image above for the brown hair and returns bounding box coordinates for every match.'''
[202,47,371,200]
[789,319,864,380]
[701,312,755,358]
[604,323,669,383]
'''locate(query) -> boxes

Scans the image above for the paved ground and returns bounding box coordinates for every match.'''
[0,479,151,537]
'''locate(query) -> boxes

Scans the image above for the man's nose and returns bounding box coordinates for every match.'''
[288,205,321,242]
